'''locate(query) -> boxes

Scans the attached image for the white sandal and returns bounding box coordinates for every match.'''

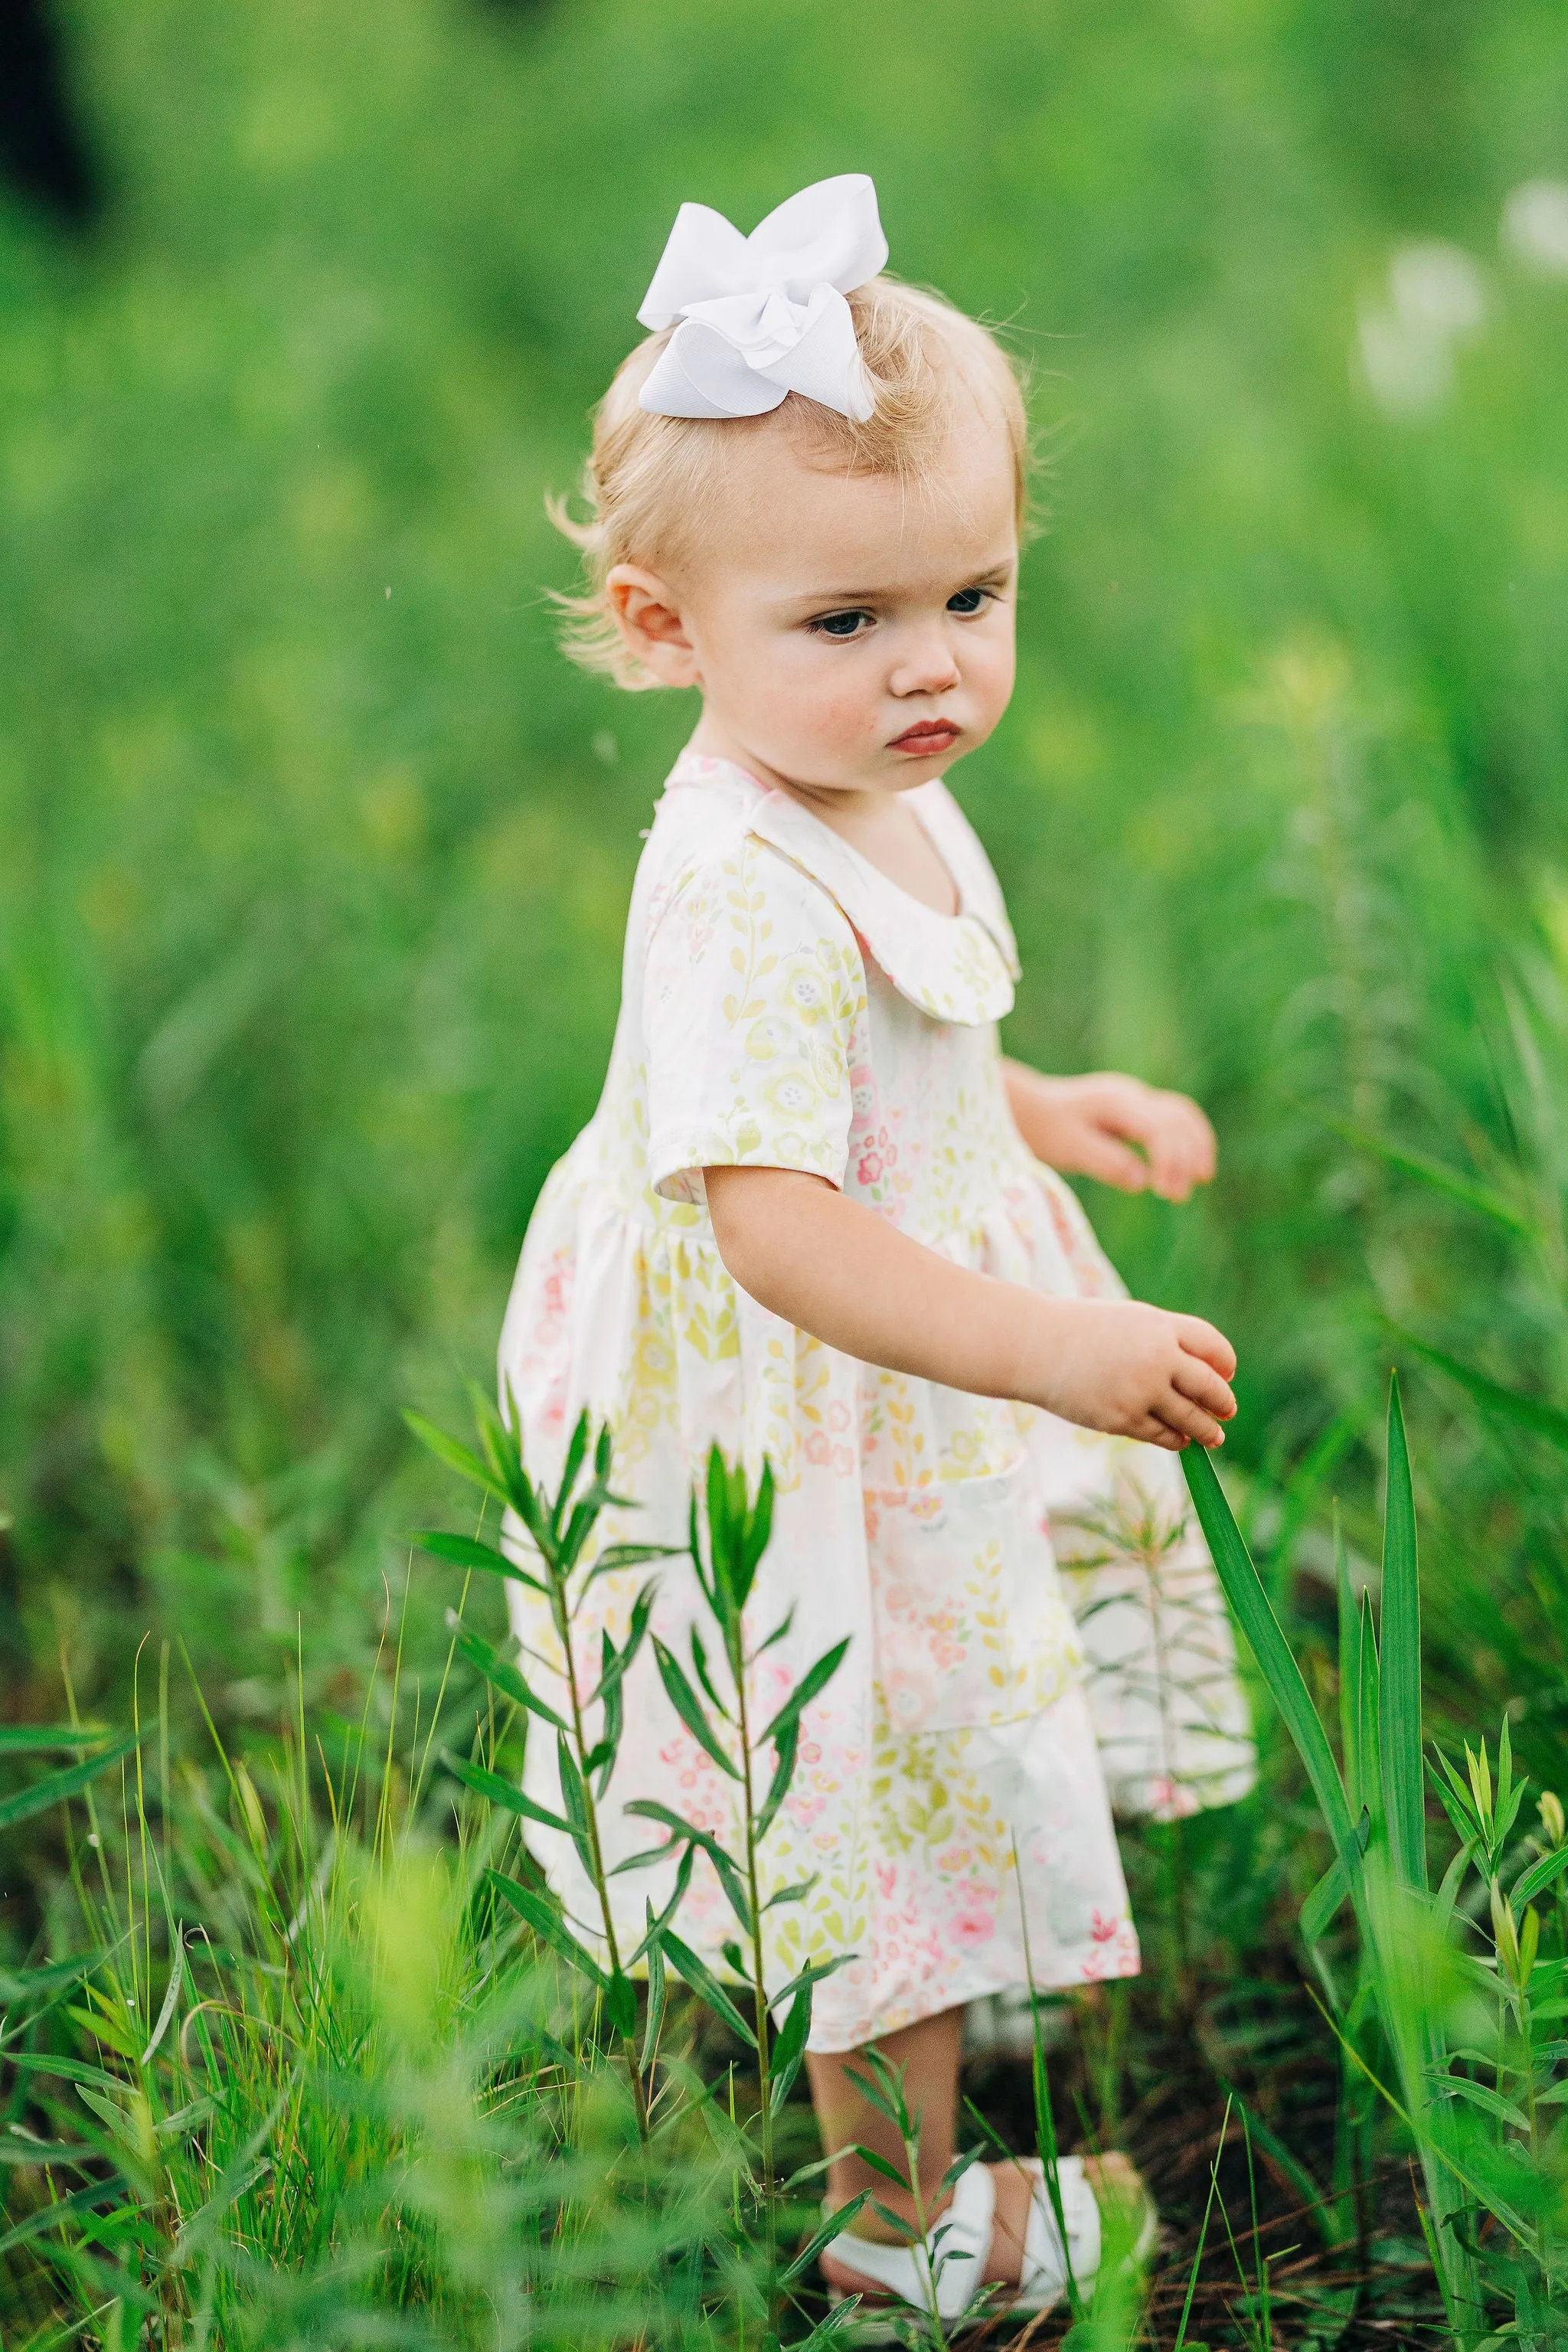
[822,2154,1157,2334]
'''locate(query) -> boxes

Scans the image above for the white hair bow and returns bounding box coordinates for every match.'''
[636,174,889,423]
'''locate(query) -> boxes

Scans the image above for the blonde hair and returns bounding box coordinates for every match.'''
[549,275,1032,689]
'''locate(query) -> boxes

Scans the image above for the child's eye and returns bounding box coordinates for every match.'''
[946,586,992,616]
[808,609,872,639]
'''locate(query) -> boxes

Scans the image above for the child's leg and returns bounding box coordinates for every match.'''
[808,2006,1140,2294]
[807,2007,964,2242]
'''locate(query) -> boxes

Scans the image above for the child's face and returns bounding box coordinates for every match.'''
[609,414,1018,798]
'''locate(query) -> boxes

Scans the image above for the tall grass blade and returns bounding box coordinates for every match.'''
[1380,1374,1426,1890]
[1325,1116,1537,1238]
[1395,1330,1568,1453]
[1182,1448,1356,1861]
[0,1733,142,1832]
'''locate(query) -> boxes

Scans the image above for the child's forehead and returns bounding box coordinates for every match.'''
[701,416,1017,590]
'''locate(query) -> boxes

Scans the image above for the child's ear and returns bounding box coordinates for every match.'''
[606,565,701,688]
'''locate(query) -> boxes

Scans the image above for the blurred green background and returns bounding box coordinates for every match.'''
[4,0,1568,1756]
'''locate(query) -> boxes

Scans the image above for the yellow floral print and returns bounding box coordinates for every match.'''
[497,750,1252,2053]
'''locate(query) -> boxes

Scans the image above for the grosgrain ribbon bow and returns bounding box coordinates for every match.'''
[636,174,889,422]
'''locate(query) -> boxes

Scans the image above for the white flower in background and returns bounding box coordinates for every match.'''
[1501,179,1568,278]
[1357,238,1487,417]
[1390,240,1488,338]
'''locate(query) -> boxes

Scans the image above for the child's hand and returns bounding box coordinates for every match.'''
[1027,1297,1236,1451]
[705,1165,1236,1452]
[1003,1065,1217,1204]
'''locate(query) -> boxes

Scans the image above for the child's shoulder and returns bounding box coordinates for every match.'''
[639,756,858,942]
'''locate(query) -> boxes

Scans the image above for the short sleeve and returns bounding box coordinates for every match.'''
[643,837,865,1207]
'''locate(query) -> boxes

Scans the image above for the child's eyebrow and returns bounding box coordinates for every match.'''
[782,561,1017,612]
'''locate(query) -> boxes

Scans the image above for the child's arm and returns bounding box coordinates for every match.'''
[1002,1060,1216,1204]
[703,1166,1235,1452]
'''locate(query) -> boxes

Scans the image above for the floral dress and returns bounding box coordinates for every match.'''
[498,750,1253,2053]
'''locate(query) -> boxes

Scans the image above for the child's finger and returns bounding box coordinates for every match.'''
[1156,1390,1225,1448]
[1129,1414,1187,1452]
[1174,1315,1237,1380]
[1172,1356,1236,1422]
[1076,1132,1151,1193]
[1148,1101,1215,1199]
[1149,1111,1207,1200]
[1146,1132,1194,1201]
[1170,1095,1217,1173]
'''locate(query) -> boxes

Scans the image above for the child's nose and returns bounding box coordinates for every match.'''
[889,628,961,697]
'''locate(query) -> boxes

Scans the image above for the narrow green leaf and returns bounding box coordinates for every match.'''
[640,1919,667,2069]
[0,2138,100,2167]
[1300,1854,1350,1946]
[443,1612,570,1732]
[1357,1588,1381,1831]
[7,2052,129,2094]
[842,2051,908,2132]
[848,2143,913,2190]
[761,1876,818,1912]
[622,1799,753,1933]
[1181,1449,1357,1862]
[593,1636,625,1798]
[1396,1331,1568,1454]
[773,1952,854,2008]
[586,1541,686,1586]
[659,1929,757,2048]
[756,1637,852,1747]
[1512,1846,1568,1909]
[603,1968,637,2039]
[739,1459,775,1598]
[935,2145,985,2200]
[652,1638,742,1780]
[403,1411,510,1504]
[557,1480,611,1573]
[1380,1373,1426,1892]
[0,1733,142,1834]
[771,1974,815,2107]
[1436,2076,1529,2131]
[704,1447,742,1628]
[626,1844,696,1964]
[1434,1838,1475,1935]
[1334,1510,1358,1810]
[0,1726,109,1754]
[586,1583,657,1708]
[687,1625,732,1720]
[440,1751,573,1836]
[0,2175,127,2257]
[782,2189,871,2285]
[413,1529,543,1590]
[1325,1117,1536,1238]
[754,1718,799,1842]
[0,1949,108,2007]
[485,1869,607,1991]
[555,1736,596,1872]
[551,1411,593,1540]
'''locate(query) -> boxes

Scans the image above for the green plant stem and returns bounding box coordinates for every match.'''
[733,1633,779,2331]
[554,1580,652,2145]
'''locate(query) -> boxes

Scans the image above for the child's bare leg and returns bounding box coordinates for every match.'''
[808,2005,1140,2295]
[808,2007,965,2244]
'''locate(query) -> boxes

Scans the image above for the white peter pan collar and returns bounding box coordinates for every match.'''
[664,751,1020,1028]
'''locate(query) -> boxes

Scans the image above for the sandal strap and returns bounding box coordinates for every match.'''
[821,2160,996,2319]
[1019,2155,1102,2308]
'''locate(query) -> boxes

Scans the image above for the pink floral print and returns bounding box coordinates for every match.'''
[496,752,1251,2053]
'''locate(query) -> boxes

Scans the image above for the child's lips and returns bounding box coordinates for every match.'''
[890,721,960,753]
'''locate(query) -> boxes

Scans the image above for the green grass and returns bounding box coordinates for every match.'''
[5,0,1568,2341]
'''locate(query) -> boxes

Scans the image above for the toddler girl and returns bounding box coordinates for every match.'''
[498,175,1253,2321]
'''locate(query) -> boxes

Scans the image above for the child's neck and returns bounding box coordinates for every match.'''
[685,717,959,917]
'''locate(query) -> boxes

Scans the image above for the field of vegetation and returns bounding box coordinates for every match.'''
[5,0,1568,2342]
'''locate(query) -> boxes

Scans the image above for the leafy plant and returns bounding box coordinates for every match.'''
[1184,1374,1568,2347]
[409,1395,678,2141]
